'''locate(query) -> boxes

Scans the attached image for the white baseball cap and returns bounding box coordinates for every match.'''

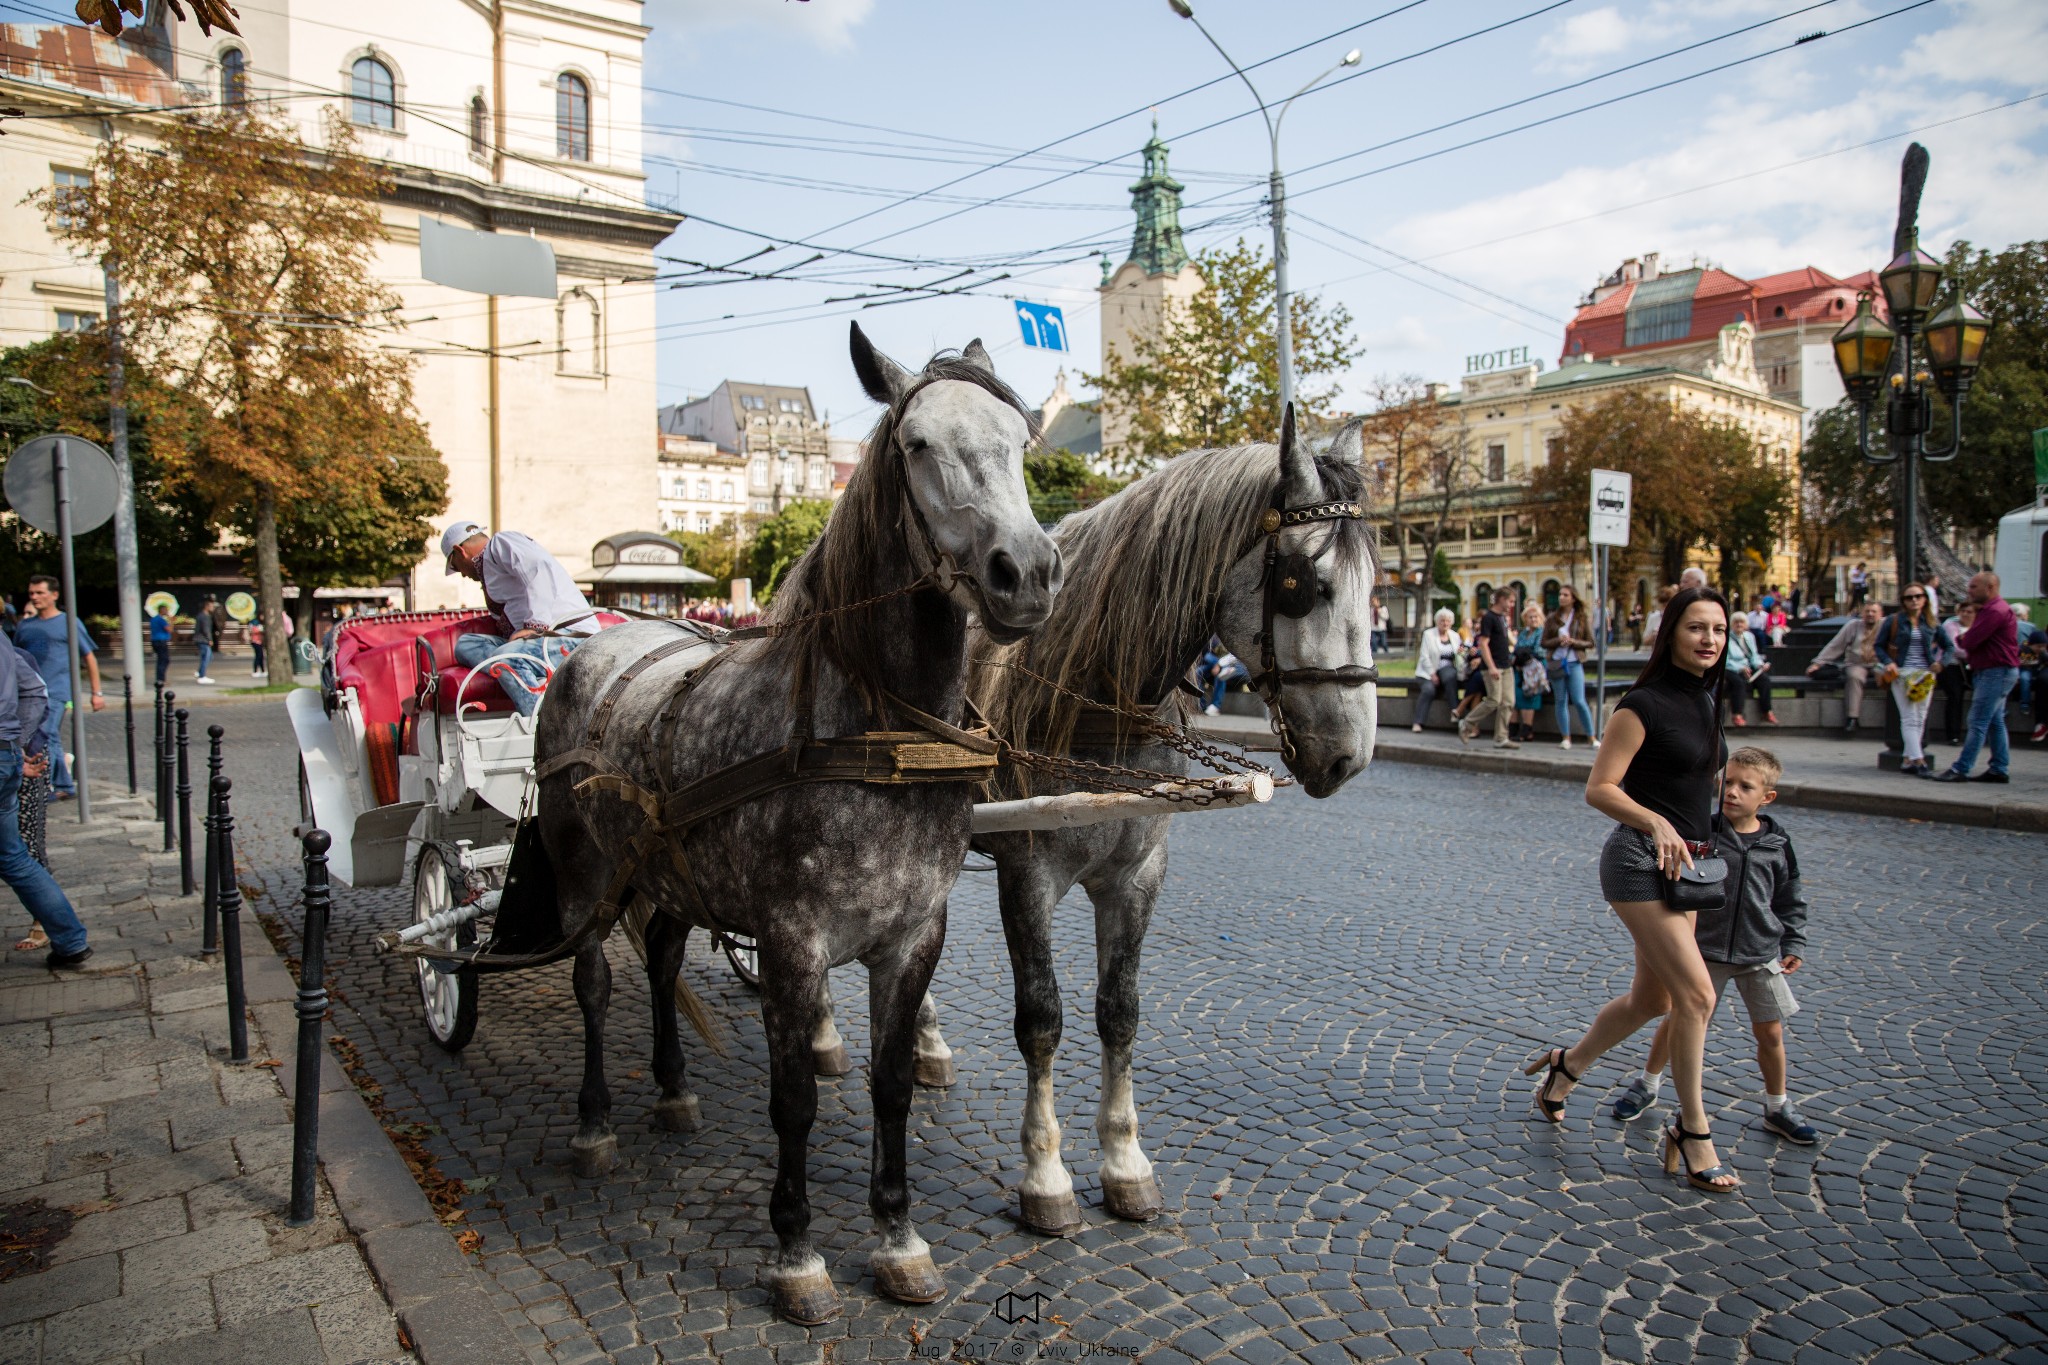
[440,520,487,573]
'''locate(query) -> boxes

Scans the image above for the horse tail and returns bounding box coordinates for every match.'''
[619,900,730,1058]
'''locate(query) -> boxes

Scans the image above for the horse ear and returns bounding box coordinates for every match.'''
[1324,416,1365,470]
[960,338,995,375]
[1276,401,1314,493]
[849,322,913,406]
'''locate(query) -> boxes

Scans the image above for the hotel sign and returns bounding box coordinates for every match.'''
[1465,346,1542,374]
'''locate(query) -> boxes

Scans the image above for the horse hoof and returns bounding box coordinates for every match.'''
[771,1266,842,1325]
[871,1246,944,1305]
[813,1044,852,1077]
[652,1094,701,1133]
[568,1133,617,1179]
[913,1053,956,1088]
[1101,1173,1165,1222]
[1017,1189,1083,1237]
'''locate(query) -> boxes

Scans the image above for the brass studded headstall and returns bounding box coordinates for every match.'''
[1252,489,1380,761]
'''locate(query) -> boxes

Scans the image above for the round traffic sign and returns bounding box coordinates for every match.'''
[3,434,119,535]
[145,591,180,619]
[225,591,256,623]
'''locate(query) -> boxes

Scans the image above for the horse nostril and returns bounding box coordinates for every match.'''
[1326,754,1355,786]
[985,549,1021,597]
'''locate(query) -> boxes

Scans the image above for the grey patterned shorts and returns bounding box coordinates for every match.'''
[1708,959,1800,1023]
[1597,824,1668,905]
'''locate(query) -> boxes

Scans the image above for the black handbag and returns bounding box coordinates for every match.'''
[1665,855,1728,912]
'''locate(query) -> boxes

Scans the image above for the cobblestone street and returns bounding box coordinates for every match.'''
[161,698,2048,1364]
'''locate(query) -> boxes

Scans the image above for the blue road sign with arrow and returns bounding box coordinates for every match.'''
[1014,301,1067,352]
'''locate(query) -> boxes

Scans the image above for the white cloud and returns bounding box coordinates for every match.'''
[645,0,876,52]
[1539,8,1641,69]
[1361,315,1440,358]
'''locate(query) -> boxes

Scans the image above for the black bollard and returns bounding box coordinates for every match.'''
[174,710,194,897]
[123,673,136,795]
[159,690,177,852]
[289,828,333,1226]
[201,724,223,955]
[153,683,167,816]
[213,775,249,1064]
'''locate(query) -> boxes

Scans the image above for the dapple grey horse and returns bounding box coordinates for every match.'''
[815,413,1380,1232]
[530,324,1060,1324]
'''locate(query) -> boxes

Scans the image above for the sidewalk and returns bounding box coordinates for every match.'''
[1196,711,2048,831]
[0,785,523,1364]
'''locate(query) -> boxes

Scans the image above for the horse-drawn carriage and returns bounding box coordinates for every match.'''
[285,325,1374,1326]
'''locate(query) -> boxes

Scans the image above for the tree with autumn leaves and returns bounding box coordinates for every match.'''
[1355,375,1484,630]
[39,109,446,684]
[1524,389,1793,601]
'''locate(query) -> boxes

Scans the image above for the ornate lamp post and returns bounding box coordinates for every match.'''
[1830,147,1995,606]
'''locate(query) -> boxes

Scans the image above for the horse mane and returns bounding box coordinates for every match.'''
[767,351,1036,717]
[971,424,1376,753]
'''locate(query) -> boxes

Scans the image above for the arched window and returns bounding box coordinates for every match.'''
[220,48,248,108]
[1542,579,1561,612]
[555,287,600,375]
[468,95,488,159]
[349,57,395,129]
[555,73,590,161]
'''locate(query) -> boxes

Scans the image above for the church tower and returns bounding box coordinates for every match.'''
[1098,118,1206,457]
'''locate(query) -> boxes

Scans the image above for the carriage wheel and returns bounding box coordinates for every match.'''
[413,846,479,1052]
[720,934,760,990]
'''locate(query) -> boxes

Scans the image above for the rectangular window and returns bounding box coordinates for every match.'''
[1485,443,1506,483]
[740,394,766,410]
[55,309,99,333]
[1502,514,1521,538]
[719,480,734,502]
[696,479,711,499]
[51,169,90,228]
[1471,516,1500,540]
[749,459,769,490]
[1543,435,1561,464]
[1623,268,1699,347]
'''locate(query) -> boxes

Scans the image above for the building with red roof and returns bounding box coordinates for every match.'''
[1560,253,1882,417]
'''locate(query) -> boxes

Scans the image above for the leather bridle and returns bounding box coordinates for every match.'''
[1250,486,1380,764]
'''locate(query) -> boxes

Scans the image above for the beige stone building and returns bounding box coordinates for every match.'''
[653,432,747,536]
[0,6,678,610]
[1398,325,1804,629]
[1094,121,1202,462]
[659,382,835,516]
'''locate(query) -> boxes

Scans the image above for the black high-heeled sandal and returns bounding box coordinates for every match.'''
[1662,1123,1739,1192]
[1522,1047,1578,1123]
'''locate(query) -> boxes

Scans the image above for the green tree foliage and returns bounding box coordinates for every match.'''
[1086,239,1360,471]
[1926,239,2048,531]
[668,514,759,596]
[268,414,448,635]
[0,334,213,608]
[1794,401,1893,607]
[1526,389,1792,591]
[748,499,833,598]
[1023,449,1126,522]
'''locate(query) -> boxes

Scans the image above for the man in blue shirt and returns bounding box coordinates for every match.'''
[0,638,90,966]
[15,576,105,801]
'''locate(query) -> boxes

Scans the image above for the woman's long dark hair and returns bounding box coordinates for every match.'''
[1636,584,1732,698]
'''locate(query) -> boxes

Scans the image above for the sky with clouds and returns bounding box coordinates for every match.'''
[636,0,2048,437]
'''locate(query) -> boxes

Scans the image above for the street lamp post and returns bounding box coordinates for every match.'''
[1830,145,1993,605]
[1830,144,1993,763]
[1168,0,1358,417]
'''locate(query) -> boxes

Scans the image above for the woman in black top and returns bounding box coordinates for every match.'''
[1523,586,1739,1193]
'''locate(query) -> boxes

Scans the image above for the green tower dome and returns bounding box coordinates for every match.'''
[1125,117,1189,277]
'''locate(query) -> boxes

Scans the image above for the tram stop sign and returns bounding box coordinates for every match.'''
[1589,467,1632,548]
[4,434,119,535]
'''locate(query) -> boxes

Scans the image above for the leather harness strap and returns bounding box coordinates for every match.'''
[587,636,702,744]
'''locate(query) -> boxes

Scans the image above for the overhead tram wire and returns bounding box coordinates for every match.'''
[806,0,1583,260]
[1279,0,1934,204]
[1288,211,1563,325]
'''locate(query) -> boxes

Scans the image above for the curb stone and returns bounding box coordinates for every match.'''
[234,856,539,1365]
[1191,719,2048,831]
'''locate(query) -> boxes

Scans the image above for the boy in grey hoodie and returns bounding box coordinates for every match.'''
[1611,746,1815,1143]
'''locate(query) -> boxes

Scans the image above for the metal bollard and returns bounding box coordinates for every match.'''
[213,775,249,1064]
[153,683,167,816]
[201,725,223,955]
[289,828,333,1226]
[159,690,177,852]
[174,710,194,897]
[123,673,136,795]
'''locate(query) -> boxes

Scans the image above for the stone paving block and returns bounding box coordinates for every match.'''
[47,1195,188,1264]
[309,1289,407,1363]
[40,1280,218,1362]
[210,1241,376,1326]
[140,1307,323,1365]
[120,1216,272,1291]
